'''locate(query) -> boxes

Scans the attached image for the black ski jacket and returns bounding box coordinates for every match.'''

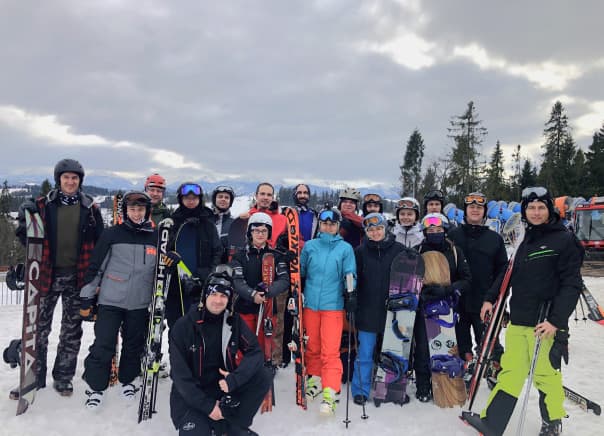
[448,224,508,314]
[354,235,408,333]
[417,239,472,296]
[169,306,263,428]
[484,218,583,330]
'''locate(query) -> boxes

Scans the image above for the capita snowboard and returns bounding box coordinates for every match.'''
[259,253,276,413]
[283,207,307,409]
[371,250,424,407]
[15,210,45,415]
[421,250,466,408]
[227,217,249,261]
[138,218,173,422]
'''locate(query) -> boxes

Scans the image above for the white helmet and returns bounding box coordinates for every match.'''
[247,212,273,239]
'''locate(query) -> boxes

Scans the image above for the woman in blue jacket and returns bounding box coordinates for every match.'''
[300,207,356,416]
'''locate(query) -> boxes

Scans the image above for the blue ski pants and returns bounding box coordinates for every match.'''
[351,330,377,397]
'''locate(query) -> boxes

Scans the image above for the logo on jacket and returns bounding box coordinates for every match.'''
[182,422,196,431]
[189,344,197,352]
[540,245,547,250]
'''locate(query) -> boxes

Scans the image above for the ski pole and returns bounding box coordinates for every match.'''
[350,312,368,420]
[343,273,354,428]
[516,301,551,436]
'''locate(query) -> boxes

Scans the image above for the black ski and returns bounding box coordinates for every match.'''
[138,217,174,422]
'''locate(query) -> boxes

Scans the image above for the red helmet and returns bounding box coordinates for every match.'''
[145,173,166,190]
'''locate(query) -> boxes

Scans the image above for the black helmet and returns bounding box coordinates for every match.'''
[463,192,487,221]
[122,190,152,221]
[362,193,383,214]
[423,189,445,214]
[177,182,203,206]
[54,158,85,187]
[212,185,235,209]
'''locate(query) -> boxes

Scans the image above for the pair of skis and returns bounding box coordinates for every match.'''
[258,253,276,413]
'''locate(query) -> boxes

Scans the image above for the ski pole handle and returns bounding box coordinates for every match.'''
[346,273,354,294]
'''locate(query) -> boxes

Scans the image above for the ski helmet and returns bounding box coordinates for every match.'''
[423,189,445,214]
[318,207,342,224]
[362,193,383,214]
[420,213,449,232]
[177,182,203,206]
[121,190,152,221]
[338,187,361,210]
[463,192,487,221]
[520,186,555,222]
[396,197,420,223]
[362,212,387,230]
[145,173,166,191]
[54,158,85,187]
[247,212,273,240]
[211,185,235,209]
[200,266,235,310]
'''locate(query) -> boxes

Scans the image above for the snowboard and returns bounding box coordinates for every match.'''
[138,218,172,422]
[227,217,248,261]
[16,210,45,415]
[259,253,276,413]
[109,193,123,387]
[283,207,307,410]
[371,250,424,407]
[422,250,466,408]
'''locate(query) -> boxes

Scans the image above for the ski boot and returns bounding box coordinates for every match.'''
[319,387,337,416]
[53,380,73,397]
[539,419,562,436]
[415,385,432,403]
[305,375,322,401]
[353,394,367,405]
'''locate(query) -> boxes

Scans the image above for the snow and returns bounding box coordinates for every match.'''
[0,279,602,435]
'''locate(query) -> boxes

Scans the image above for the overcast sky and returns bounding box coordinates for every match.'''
[1,0,602,189]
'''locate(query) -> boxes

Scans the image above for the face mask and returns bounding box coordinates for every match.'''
[426,232,445,246]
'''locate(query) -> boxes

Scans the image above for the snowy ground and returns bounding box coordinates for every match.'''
[0,277,602,435]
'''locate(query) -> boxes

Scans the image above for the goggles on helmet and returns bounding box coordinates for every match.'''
[397,199,416,209]
[179,184,202,196]
[521,186,548,200]
[363,214,386,229]
[425,190,444,200]
[318,209,340,223]
[363,194,382,203]
[464,193,487,206]
[214,185,233,194]
[421,215,446,228]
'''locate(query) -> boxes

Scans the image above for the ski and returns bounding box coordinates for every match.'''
[16,210,44,415]
[464,252,516,412]
[283,207,307,410]
[138,217,174,422]
[580,283,604,325]
[259,252,276,413]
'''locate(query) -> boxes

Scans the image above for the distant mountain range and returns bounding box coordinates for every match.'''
[4,174,402,200]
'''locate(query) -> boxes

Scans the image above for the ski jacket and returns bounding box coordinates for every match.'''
[354,235,408,333]
[247,207,287,248]
[295,205,318,244]
[339,211,364,248]
[16,189,104,293]
[169,307,263,427]
[300,232,356,311]
[211,210,235,263]
[392,223,424,249]
[448,224,508,314]
[230,245,290,315]
[485,218,583,330]
[418,239,472,296]
[150,202,171,226]
[80,223,157,310]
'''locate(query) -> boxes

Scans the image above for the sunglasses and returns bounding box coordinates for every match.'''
[179,184,202,196]
[521,186,548,200]
[464,193,487,206]
[422,216,445,227]
[319,210,339,222]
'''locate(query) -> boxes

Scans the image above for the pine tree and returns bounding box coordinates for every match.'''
[585,122,604,196]
[40,179,52,196]
[538,101,576,195]
[510,144,522,199]
[570,149,586,196]
[400,129,425,197]
[519,159,538,191]
[0,180,11,216]
[484,140,508,200]
[446,101,488,198]
[418,163,439,206]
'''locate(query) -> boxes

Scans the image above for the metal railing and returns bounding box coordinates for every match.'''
[0,273,23,306]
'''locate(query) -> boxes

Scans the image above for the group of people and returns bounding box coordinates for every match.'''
[9,158,583,436]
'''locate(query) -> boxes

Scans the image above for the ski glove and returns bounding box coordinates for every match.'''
[79,297,97,322]
[162,251,181,269]
[255,282,268,296]
[421,285,451,301]
[344,291,358,314]
[549,330,569,370]
[181,275,203,297]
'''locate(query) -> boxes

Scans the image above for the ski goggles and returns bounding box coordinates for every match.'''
[363,193,382,203]
[425,190,444,200]
[318,209,340,223]
[521,186,548,200]
[363,214,386,229]
[464,193,487,206]
[214,185,234,194]
[179,183,202,196]
[397,199,416,209]
[421,215,446,228]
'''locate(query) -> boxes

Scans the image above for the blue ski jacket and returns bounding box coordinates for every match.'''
[300,232,356,311]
